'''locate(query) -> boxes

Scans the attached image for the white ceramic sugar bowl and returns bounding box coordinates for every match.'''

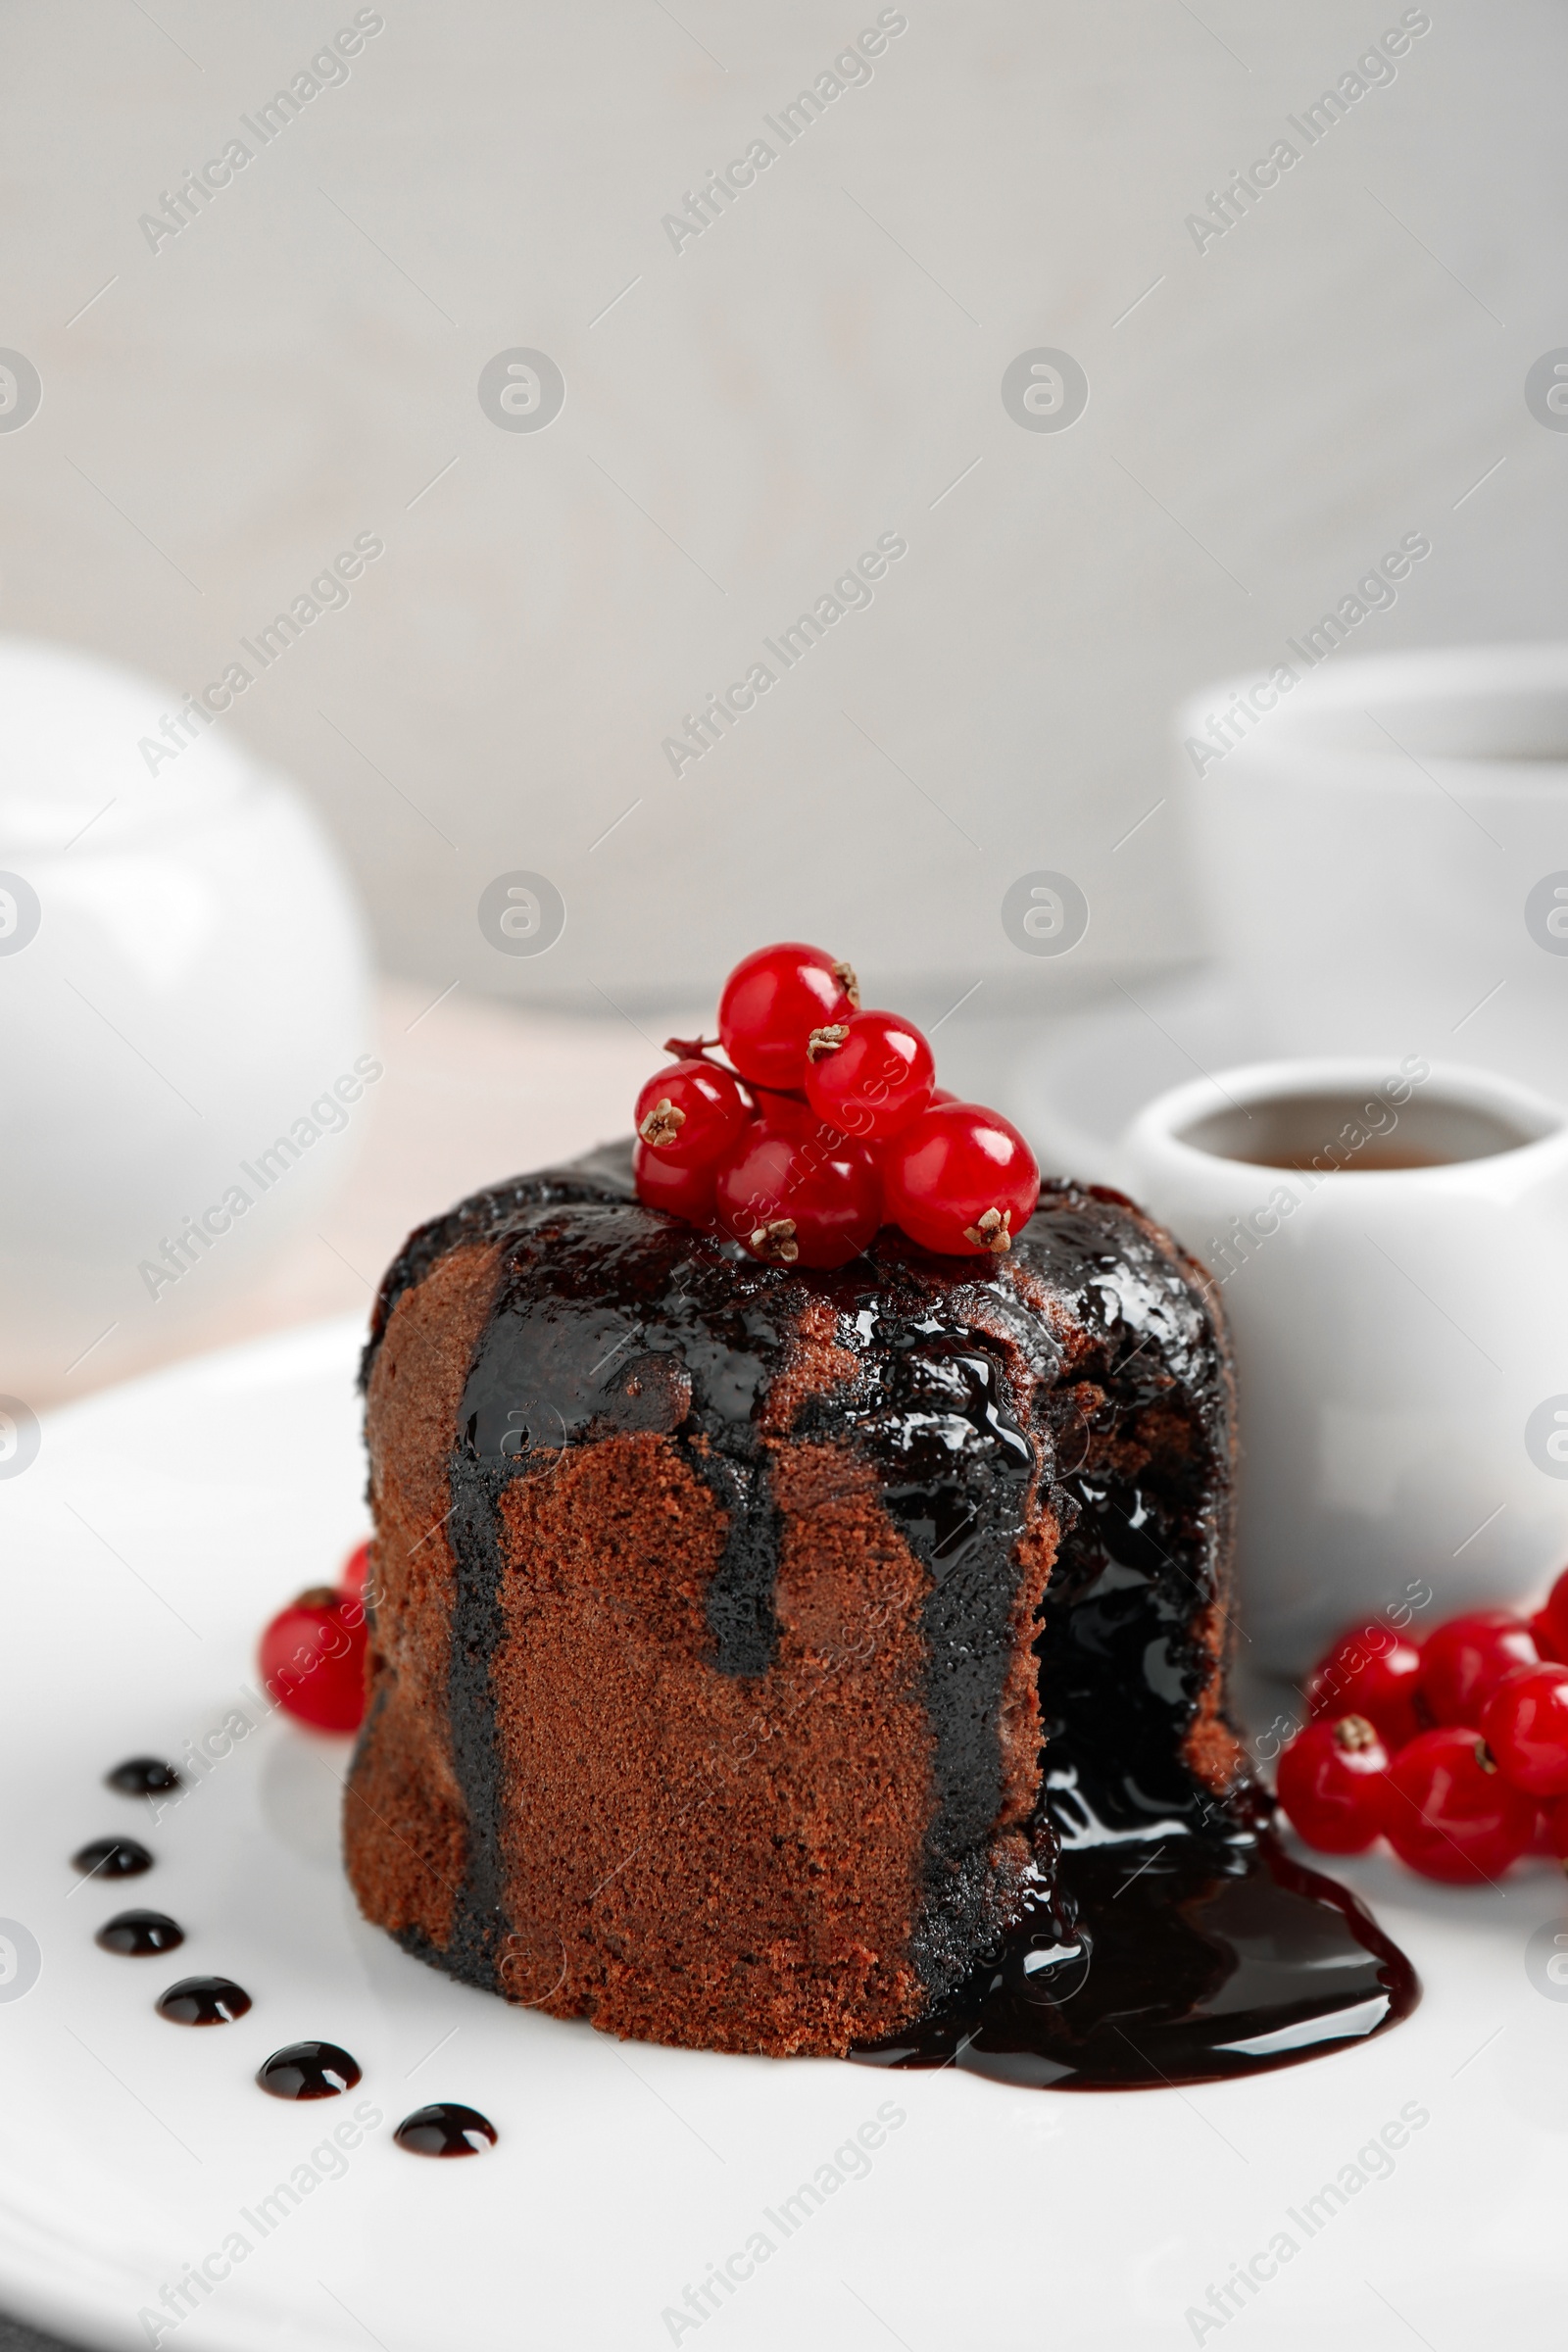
[0,637,373,1397]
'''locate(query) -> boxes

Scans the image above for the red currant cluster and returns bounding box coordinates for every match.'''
[1277,1571,1568,1883]
[258,1541,371,1734]
[632,941,1041,1269]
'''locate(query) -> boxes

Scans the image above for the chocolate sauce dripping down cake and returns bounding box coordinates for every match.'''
[344,1142,1285,2065]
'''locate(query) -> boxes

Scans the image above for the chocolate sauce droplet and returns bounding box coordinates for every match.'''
[257,2041,362,2099]
[394,2102,496,2156]
[105,1757,181,1796]
[96,1910,183,1956]
[73,1837,152,1881]
[157,1975,251,2025]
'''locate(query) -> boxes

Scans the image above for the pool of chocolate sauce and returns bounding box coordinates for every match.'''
[852,1823,1417,2089]
[851,1456,1418,2087]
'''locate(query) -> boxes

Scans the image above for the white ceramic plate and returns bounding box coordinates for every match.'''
[1,1318,1565,2350]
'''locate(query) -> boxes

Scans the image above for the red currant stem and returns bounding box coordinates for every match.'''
[661,1039,801,1102]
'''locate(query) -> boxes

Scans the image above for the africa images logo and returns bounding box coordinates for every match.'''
[1526,1396,1568,1480]
[477,350,565,432]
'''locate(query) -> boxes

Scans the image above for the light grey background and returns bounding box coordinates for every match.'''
[3,0,1563,1028]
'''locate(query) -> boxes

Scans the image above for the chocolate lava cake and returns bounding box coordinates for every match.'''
[344,1144,1245,2059]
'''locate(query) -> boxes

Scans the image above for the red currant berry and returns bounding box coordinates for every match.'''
[1537,1562,1568,1660]
[1528,1802,1560,1857]
[1481,1663,1568,1796]
[1544,1791,1568,1867]
[633,1139,718,1226]
[260,1587,368,1734]
[717,944,857,1090]
[634,1059,750,1166]
[1530,1606,1564,1663]
[881,1101,1041,1258]
[1381,1726,1536,1884]
[1305,1621,1425,1749]
[1275,1714,1390,1853]
[713,1110,880,1270]
[1418,1609,1538,1727]
[803,1008,935,1141]
[341,1540,370,1598]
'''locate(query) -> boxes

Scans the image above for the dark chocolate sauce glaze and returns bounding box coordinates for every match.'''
[105,1757,181,1797]
[96,1909,183,1956]
[363,1147,1419,2082]
[73,1837,152,1880]
[394,2102,496,2156]
[257,2041,362,2099]
[850,1829,1418,2089]
[157,1976,251,2025]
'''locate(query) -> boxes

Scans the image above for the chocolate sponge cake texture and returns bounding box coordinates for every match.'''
[344,1147,1242,2058]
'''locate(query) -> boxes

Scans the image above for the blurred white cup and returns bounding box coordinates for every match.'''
[1179,642,1568,1098]
[1122,1056,1568,1674]
[0,638,373,1399]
